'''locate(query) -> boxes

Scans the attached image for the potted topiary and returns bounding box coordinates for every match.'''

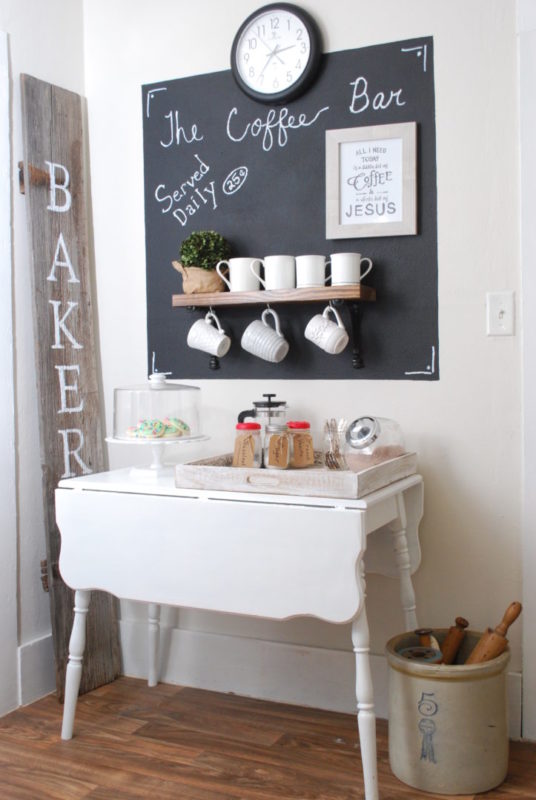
[172,230,231,294]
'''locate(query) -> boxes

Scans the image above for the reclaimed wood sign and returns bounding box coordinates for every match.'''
[142,37,438,380]
[20,75,119,698]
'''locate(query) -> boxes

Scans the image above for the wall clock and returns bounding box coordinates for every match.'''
[231,3,322,104]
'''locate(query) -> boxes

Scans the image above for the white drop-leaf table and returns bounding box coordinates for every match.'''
[55,468,423,800]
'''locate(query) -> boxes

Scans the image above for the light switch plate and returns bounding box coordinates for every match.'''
[486,291,515,336]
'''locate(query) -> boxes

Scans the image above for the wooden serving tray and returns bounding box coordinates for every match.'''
[175,452,417,499]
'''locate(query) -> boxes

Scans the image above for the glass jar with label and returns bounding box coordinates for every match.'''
[263,423,292,469]
[287,421,315,468]
[232,422,262,468]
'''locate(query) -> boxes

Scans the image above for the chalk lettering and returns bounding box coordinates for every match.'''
[349,76,405,114]
[160,110,204,148]
[226,105,330,152]
[55,365,84,413]
[154,155,210,213]
[45,161,72,212]
[172,180,217,225]
[49,300,83,350]
[47,232,79,283]
[223,166,248,196]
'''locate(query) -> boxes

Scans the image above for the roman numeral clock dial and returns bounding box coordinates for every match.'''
[231,3,322,103]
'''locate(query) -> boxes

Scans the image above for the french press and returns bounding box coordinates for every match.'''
[237,393,288,427]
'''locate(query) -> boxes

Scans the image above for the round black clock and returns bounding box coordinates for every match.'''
[230,3,322,104]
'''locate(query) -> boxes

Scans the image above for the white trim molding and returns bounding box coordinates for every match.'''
[17,634,56,707]
[120,620,522,741]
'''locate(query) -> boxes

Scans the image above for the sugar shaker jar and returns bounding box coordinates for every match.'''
[264,423,292,469]
[232,422,262,468]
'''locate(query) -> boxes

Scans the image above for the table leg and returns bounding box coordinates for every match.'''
[391,492,418,631]
[61,589,91,740]
[352,562,379,800]
[148,602,161,687]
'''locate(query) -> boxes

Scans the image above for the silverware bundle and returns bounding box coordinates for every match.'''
[323,418,348,470]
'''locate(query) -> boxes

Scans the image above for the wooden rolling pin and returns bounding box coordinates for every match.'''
[440,616,469,664]
[465,602,522,664]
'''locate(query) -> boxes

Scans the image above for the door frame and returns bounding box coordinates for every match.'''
[0,29,19,717]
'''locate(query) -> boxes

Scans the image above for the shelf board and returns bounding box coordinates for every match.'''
[172,284,376,308]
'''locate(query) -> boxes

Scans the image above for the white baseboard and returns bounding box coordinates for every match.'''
[17,633,56,706]
[119,620,522,740]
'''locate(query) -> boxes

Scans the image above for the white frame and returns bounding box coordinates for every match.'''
[326,122,417,239]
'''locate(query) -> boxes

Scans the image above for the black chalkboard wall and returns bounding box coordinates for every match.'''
[142,37,437,380]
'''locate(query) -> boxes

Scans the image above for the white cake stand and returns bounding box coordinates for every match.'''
[105,435,209,478]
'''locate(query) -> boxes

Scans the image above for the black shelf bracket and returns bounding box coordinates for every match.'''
[349,301,364,369]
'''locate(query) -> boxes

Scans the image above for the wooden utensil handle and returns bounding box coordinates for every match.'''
[495,601,522,637]
[440,617,469,665]
[465,629,508,664]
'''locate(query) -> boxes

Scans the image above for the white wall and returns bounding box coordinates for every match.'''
[83,0,523,707]
[0,0,85,708]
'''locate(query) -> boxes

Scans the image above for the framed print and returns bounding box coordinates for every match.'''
[326,122,417,239]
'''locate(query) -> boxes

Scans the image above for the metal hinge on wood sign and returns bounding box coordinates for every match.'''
[40,559,60,592]
[40,559,49,592]
[18,161,51,194]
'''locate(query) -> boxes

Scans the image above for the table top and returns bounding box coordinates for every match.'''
[58,467,422,510]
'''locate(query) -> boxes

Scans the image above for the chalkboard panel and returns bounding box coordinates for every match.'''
[142,37,437,380]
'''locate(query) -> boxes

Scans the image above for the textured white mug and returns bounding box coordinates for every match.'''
[330,253,373,285]
[187,311,231,357]
[304,305,349,355]
[216,257,262,292]
[296,255,331,288]
[241,308,289,363]
[254,255,296,290]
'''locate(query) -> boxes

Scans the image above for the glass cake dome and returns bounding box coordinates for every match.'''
[112,373,201,441]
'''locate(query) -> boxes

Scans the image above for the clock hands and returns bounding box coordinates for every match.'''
[272,44,297,56]
[260,42,297,76]
[258,36,285,64]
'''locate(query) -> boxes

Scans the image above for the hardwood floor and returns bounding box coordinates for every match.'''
[0,677,535,799]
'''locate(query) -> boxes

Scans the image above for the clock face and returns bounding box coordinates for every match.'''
[231,3,321,103]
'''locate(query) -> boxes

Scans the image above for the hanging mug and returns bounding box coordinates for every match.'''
[304,305,349,355]
[187,310,231,357]
[241,308,289,363]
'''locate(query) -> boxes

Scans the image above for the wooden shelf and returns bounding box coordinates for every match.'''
[172,284,376,308]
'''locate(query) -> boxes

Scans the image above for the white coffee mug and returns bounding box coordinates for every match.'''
[296,255,331,288]
[187,311,231,357]
[304,305,349,355]
[216,257,262,292]
[254,255,295,290]
[330,253,373,285]
[241,308,289,363]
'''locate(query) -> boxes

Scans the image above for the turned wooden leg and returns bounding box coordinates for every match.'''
[61,589,90,740]
[352,561,379,800]
[391,492,418,631]
[148,602,161,687]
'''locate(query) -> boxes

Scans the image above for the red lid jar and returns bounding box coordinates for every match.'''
[233,421,262,468]
[287,421,314,467]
